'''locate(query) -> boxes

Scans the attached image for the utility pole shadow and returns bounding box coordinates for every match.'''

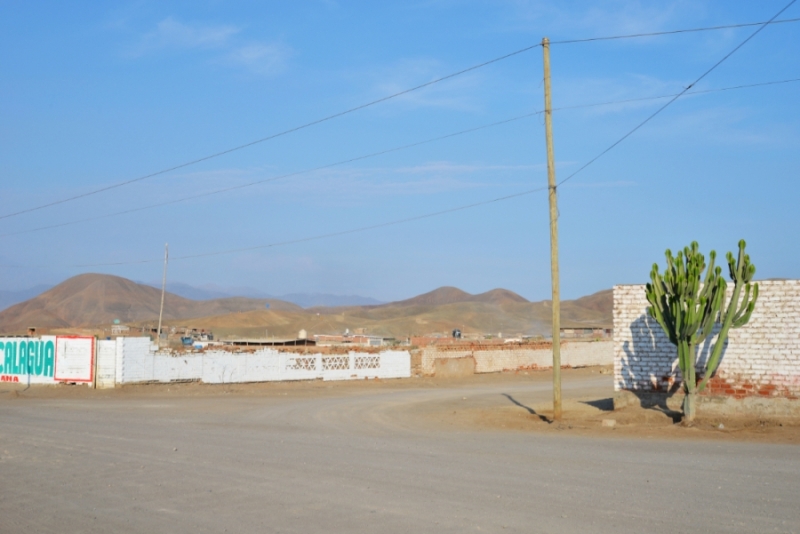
[502,393,551,423]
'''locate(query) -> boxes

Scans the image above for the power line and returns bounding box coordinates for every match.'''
[0,112,540,239]
[4,76,798,239]
[553,77,800,112]
[550,17,800,44]
[557,0,797,187]
[71,187,548,267]
[0,45,540,223]
[2,71,795,269]
[3,16,798,223]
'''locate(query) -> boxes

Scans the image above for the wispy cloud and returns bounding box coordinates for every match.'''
[132,17,240,55]
[568,1,698,36]
[366,58,485,111]
[555,74,692,116]
[635,105,798,146]
[127,17,291,76]
[222,43,292,76]
[495,0,704,37]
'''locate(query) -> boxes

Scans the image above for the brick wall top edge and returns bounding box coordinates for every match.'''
[614,280,799,289]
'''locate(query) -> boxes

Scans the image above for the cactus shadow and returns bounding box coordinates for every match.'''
[621,314,683,423]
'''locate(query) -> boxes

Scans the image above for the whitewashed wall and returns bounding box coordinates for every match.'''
[111,337,411,385]
[96,340,116,389]
[421,341,613,375]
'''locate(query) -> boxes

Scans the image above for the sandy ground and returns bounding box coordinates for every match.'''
[1,367,799,533]
[2,366,798,443]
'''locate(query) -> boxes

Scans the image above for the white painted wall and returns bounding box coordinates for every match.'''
[96,340,116,389]
[421,341,613,375]
[109,338,411,385]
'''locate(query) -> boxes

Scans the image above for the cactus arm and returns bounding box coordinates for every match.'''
[732,283,759,328]
[698,241,758,393]
[697,280,741,393]
[735,284,752,317]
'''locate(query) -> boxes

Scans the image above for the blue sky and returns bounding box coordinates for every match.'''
[1,1,798,301]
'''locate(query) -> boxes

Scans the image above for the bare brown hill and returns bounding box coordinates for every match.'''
[0,275,611,338]
[167,288,611,340]
[471,288,529,304]
[380,286,472,307]
[567,289,612,315]
[0,274,299,333]
[372,286,529,308]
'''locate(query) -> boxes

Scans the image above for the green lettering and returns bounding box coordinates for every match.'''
[19,341,29,375]
[7,342,17,374]
[43,341,55,377]
[33,341,44,376]
[0,341,4,373]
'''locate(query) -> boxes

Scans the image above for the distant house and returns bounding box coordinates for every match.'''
[111,324,130,335]
[560,326,612,339]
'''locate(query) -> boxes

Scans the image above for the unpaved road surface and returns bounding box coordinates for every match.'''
[1,370,798,533]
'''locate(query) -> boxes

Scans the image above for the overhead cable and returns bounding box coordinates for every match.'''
[0,112,540,238]
[554,77,800,112]
[0,45,540,222]
[4,76,798,240]
[556,0,798,187]
[550,16,800,44]
[3,16,799,222]
[70,187,548,267]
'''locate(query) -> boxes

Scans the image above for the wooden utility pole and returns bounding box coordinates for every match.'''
[156,243,169,348]
[542,37,562,420]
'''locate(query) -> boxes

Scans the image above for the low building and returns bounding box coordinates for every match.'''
[314,334,385,347]
[560,326,612,339]
[224,338,316,347]
[111,324,130,336]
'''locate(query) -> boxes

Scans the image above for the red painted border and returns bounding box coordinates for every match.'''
[53,335,95,383]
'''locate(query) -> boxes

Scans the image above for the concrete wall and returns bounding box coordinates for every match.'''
[421,341,613,376]
[433,357,476,378]
[613,281,800,398]
[96,340,116,389]
[112,338,411,385]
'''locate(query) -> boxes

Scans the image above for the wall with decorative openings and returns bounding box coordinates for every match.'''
[107,337,410,385]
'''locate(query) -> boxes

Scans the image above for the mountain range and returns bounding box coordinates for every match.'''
[0,274,612,337]
[143,282,384,308]
[0,281,384,312]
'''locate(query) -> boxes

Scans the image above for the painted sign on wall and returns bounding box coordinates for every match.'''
[0,336,94,384]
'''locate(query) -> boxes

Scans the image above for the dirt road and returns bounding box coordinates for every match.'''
[1,369,798,533]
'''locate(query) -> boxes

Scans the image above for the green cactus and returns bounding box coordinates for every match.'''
[645,240,758,423]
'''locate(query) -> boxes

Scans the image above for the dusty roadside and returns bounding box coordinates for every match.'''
[2,366,798,443]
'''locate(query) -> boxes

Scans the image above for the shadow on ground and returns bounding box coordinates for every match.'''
[502,393,551,423]
[580,398,614,412]
[629,390,683,423]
